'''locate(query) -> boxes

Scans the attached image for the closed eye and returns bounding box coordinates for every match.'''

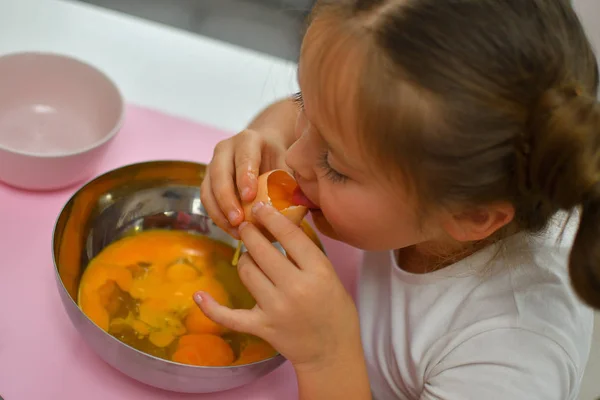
[319,150,348,184]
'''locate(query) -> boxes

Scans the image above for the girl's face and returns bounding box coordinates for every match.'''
[285,14,517,256]
[286,107,433,251]
[284,21,440,252]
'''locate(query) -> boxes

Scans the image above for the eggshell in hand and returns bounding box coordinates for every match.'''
[242,169,308,238]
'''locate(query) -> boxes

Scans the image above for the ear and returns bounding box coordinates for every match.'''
[441,202,515,242]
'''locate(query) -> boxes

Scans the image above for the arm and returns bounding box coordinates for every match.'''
[196,198,371,399]
[295,341,372,400]
[250,99,372,399]
[246,97,300,149]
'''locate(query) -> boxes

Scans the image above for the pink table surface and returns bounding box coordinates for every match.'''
[0,105,362,400]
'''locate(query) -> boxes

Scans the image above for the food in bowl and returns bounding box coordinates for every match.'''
[78,229,276,367]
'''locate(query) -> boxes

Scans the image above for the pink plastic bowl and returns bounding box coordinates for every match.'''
[0,52,124,191]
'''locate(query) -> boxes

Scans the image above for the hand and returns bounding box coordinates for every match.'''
[200,128,290,239]
[194,202,362,370]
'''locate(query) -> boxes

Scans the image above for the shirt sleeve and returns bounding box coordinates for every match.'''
[420,328,578,400]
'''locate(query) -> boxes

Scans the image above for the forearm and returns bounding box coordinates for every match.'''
[294,345,372,400]
[246,97,299,149]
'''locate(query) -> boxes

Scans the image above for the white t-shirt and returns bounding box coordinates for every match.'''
[359,213,595,400]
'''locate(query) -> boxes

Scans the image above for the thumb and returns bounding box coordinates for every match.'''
[193,291,260,335]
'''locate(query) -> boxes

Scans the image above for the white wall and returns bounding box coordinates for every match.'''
[573,0,600,95]
[572,2,600,398]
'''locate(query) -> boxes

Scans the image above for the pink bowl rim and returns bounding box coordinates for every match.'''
[0,51,125,159]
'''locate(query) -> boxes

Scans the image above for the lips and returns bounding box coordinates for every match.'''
[291,182,338,240]
[291,186,320,210]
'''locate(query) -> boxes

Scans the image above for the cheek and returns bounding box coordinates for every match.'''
[317,186,381,242]
[318,194,358,232]
[317,183,424,251]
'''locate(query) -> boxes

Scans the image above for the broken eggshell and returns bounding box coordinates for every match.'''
[241,169,308,241]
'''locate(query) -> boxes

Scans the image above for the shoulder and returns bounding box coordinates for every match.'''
[498,212,594,368]
[422,213,594,399]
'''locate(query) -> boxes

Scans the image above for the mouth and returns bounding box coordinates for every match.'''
[290,179,339,240]
[291,184,320,210]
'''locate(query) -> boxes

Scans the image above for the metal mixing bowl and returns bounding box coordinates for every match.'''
[51,160,324,393]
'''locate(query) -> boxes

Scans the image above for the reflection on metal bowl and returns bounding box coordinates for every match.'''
[51,160,324,393]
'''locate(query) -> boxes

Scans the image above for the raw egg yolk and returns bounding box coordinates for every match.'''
[172,334,234,366]
[232,340,277,365]
[266,172,295,211]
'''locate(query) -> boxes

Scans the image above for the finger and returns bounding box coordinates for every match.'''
[236,251,278,307]
[234,132,261,203]
[209,141,244,226]
[193,291,263,336]
[252,202,327,269]
[200,173,240,239]
[239,220,298,284]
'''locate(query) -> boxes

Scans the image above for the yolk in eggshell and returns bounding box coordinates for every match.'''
[233,170,309,265]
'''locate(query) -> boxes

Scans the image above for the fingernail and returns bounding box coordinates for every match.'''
[241,187,251,200]
[193,292,204,304]
[228,209,240,224]
[239,221,249,231]
[252,201,266,214]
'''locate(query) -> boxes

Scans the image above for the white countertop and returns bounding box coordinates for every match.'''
[0,0,299,133]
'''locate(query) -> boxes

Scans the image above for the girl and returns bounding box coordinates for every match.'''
[198,0,599,398]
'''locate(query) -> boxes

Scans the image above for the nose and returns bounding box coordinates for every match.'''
[285,116,320,182]
[285,133,317,182]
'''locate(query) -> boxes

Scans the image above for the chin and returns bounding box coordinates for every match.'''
[311,210,401,251]
[311,210,341,241]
